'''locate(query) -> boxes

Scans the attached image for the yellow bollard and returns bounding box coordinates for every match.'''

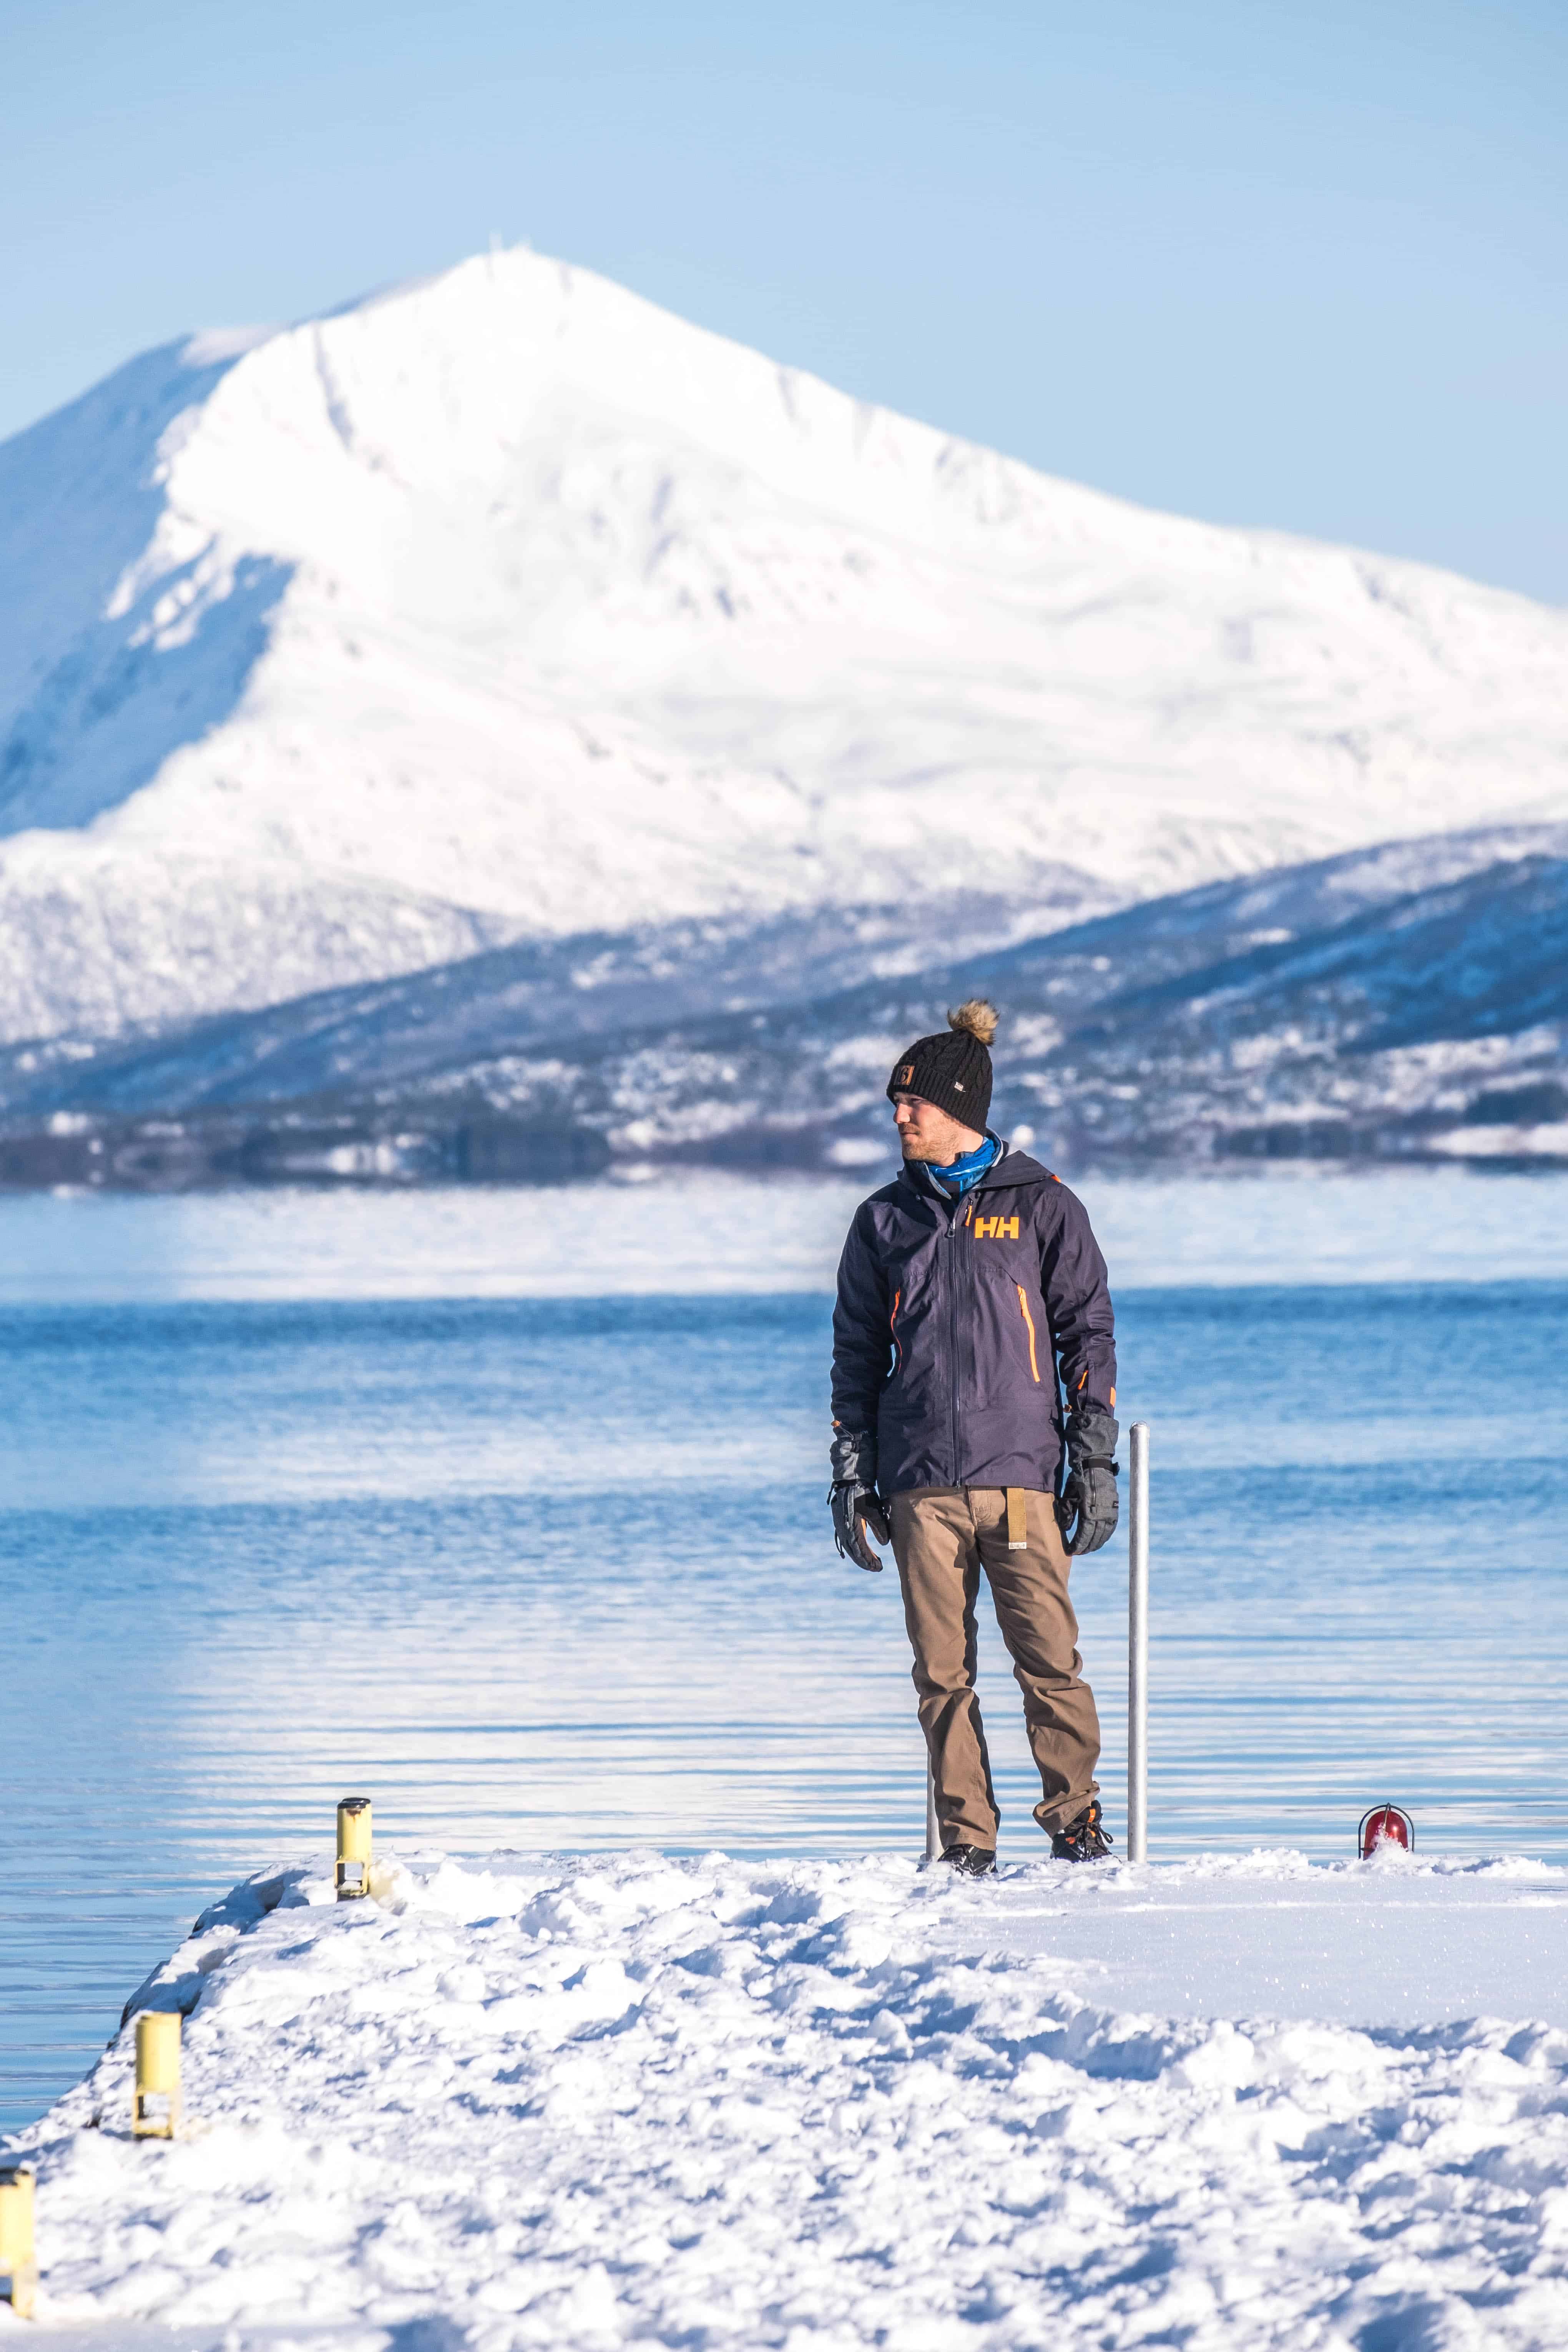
[132,2010,181,2140]
[336,1794,373,1900]
[0,2161,37,2319]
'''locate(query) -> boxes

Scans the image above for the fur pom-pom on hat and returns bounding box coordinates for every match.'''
[948,1000,998,1047]
[887,998,999,1130]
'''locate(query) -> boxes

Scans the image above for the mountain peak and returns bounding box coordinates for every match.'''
[0,246,1563,1046]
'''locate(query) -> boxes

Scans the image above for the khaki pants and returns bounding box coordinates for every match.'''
[890,1486,1100,1851]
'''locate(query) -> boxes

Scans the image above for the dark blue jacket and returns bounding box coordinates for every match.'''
[831,1142,1116,1496]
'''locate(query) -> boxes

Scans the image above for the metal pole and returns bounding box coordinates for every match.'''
[925,1757,941,1862]
[1127,1422,1149,1862]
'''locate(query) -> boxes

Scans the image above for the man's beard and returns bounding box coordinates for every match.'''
[899,1134,942,1162]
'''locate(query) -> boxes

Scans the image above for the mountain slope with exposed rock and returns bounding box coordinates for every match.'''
[6,824,1565,1186]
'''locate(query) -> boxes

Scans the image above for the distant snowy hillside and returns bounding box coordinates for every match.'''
[2,247,1566,1044]
[5,822,1565,1182]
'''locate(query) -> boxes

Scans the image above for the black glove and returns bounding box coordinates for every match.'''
[1058,1405,1120,1556]
[831,1482,890,1572]
[829,1427,890,1574]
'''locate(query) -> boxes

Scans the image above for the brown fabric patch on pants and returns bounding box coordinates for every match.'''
[890,1485,1101,1850]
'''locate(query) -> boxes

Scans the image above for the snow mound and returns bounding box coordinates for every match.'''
[12,1848,1568,2348]
[2,244,1566,1042]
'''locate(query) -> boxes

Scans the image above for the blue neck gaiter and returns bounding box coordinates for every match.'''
[929,1134,1001,1196]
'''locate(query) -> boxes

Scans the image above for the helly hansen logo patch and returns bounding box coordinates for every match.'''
[896,1064,914,1085]
[974,1215,1020,1239]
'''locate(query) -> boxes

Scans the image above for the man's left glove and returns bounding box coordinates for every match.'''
[1059,1405,1120,1555]
[829,1427,890,1574]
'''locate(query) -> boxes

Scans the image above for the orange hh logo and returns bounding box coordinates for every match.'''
[896,1064,914,1086]
[974,1215,1020,1240]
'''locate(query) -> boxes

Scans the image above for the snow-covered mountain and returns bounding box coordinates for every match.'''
[5,822,1565,1186]
[2,247,1566,1046]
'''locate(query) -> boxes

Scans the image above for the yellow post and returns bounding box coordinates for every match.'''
[336,1794,373,1900]
[0,2160,37,2319]
[132,2010,181,2140]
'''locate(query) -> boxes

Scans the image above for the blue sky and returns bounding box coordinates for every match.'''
[3,0,1563,598]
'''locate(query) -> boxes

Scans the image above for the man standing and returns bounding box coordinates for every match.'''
[829,1001,1120,1874]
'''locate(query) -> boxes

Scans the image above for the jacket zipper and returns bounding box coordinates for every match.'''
[946,1194,963,1481]
[1015,1284,1041,1384]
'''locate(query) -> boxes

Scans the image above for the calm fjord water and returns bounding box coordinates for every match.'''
[2,1175,1566,2134]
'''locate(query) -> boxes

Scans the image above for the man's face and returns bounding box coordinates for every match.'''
[893,1091,985,1163]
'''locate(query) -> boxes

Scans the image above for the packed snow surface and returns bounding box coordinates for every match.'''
[3,245,1567,1038]
[13,1846,1568,2349]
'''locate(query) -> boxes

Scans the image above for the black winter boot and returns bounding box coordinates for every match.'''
[1050,1801,1113,1863]
[939,1844,996,1877]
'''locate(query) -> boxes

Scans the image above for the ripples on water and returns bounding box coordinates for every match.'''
[2,1180,1566,2134]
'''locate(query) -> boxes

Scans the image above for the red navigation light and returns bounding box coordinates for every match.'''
[1358,1803,1414,1859]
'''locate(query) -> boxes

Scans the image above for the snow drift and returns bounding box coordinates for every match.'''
[12,1846,1568,2349]
[2,246,1566,1044]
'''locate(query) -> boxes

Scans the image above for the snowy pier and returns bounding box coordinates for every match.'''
[8,1844,1568,2349]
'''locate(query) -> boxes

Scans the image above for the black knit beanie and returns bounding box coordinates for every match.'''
[886,1000,998,1129]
